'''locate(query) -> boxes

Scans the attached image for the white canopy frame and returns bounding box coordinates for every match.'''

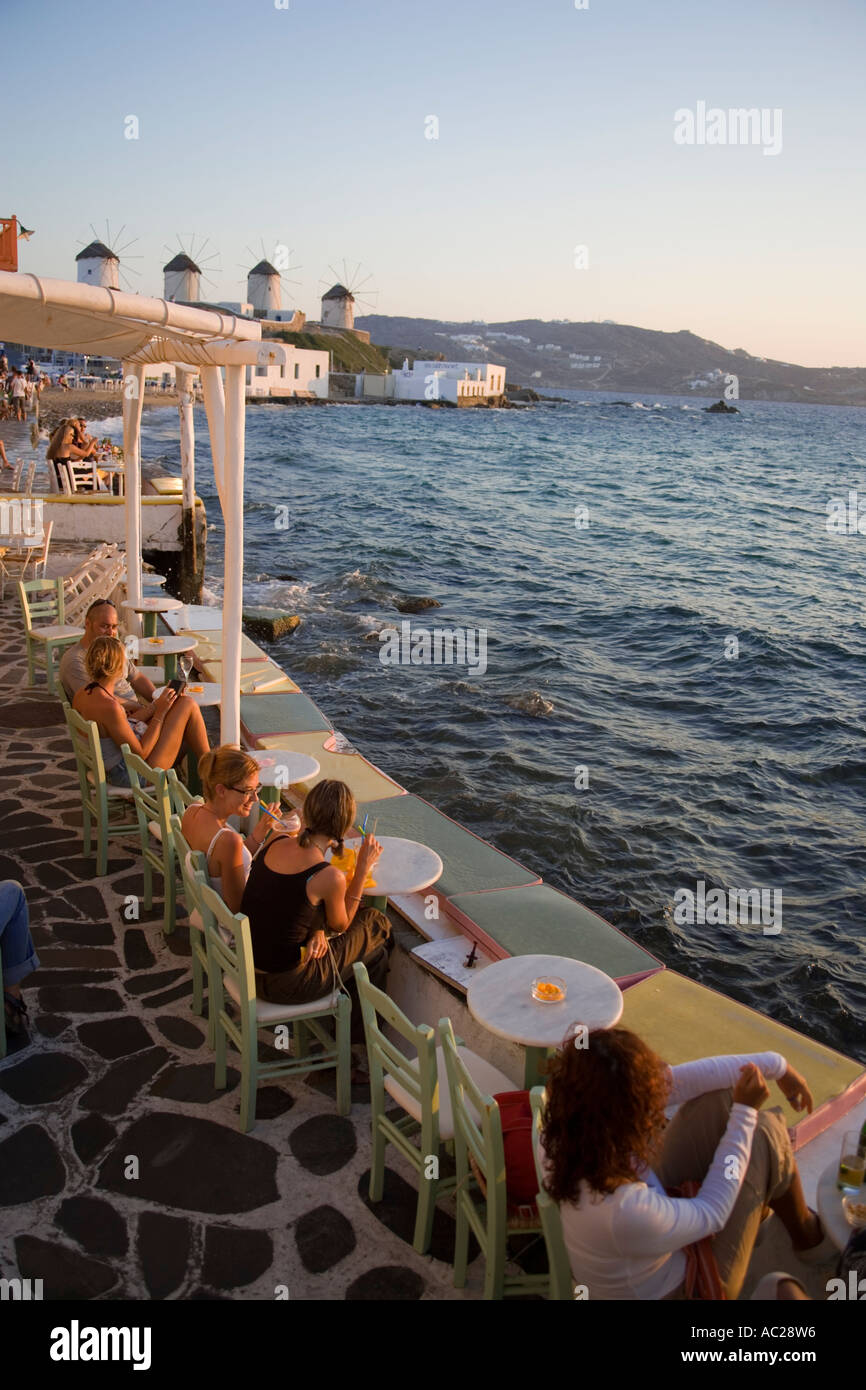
[0,270,287,744]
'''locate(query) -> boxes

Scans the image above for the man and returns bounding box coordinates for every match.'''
[59,599,158,717]
[10,370,26,422]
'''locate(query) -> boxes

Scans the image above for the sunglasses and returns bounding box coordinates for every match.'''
[229,784,261,798]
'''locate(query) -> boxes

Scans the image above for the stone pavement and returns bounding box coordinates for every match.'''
[0,601,517,1301]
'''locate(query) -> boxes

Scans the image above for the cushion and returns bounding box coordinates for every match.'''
[222,972,340,1023]
[240,692,332,736]
[384,1044,515,1142]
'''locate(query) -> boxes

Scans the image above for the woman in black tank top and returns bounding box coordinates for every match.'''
[241,780,392,1012]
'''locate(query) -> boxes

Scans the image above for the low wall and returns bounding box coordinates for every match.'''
[30,495,188,549]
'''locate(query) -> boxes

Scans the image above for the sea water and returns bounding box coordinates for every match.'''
[131,390,866,1062]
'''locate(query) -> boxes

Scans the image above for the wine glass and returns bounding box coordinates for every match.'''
[178,653,193,682]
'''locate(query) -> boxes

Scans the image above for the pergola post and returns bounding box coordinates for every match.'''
[200,364,226,513]
[122,360,146,632]
[176,368,198,602]
[221,364,246,746]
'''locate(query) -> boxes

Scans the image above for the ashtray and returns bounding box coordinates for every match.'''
[532,977,566,1004]
[843,1187,866,1229]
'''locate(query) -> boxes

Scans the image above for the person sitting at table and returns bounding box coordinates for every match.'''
[182,747,289,914]
[540,1026,834,1300]
[60,599,158,719]
[72,635,209,787]
[46,417,97,490]
[241,780,392,1019]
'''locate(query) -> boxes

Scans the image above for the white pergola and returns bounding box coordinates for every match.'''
[0,270,288,744]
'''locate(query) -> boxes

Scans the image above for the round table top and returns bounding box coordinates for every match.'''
[137,635,198,655]
[335,835,443,898]
[467,953,624,1049]
[121,596,184,613]
[249,750,321,786]
[816,1159,860,1252]
[154,682,221,707]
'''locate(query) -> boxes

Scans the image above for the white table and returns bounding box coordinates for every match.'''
[334,835,443,900]
[249,750,321,796]
[816,1159,860,1252]
[135,634,197,679]
[467,953,624,1087]
[121,595,184,639]
[155,682,221,708]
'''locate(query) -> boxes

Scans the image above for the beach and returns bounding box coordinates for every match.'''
[36,386,179,436]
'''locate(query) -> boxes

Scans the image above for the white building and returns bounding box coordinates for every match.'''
[246,345,329,399]
[163,253,201,303]
[75,240,119,289]
[247,260,281,316]
[358,359,506,405]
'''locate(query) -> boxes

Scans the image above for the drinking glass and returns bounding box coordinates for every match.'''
[837,1131,866,1191]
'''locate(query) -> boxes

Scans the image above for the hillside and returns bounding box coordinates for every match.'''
[355,316,866,407]
[262,327,389,376]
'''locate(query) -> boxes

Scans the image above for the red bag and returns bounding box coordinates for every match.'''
[494,1091,539,1208]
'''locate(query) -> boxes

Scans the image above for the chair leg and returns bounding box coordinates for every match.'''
[239,1050,256,1133]
[162,861,176,935]
[26,637,35,686]
[45,644,57,695]
[293,1019,308,1060]
[453,1197,470,1288]
[142,856,153,912]
[334,996,351,1117]
[96,805,108,876]
[190,945,204,1017]
[214,1015,227,1089]
[413,1162,437,1255]
[368,1104,387,1202]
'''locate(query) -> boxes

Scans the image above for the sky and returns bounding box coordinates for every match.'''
[3,0,864,367]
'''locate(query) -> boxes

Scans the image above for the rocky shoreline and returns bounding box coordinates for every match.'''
[37,388,180,437]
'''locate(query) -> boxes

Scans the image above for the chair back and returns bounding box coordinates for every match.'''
[198,881,259,1038]
[439,1016,508,1232]
[62,699,108,807]
[529,1087,575,1300]
[169,812,208,919]
[18,575,64,632]
[24,460,36,493]
[37,518,53,569]
[353,961,439,1127]
[122,745,172,846]
[167,766,202,816]
[11,459,24,491]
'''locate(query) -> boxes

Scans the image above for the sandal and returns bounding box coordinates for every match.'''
[4,990,28,1035]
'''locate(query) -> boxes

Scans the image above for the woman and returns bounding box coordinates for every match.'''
[241,780,392,1018]
[46,417,95,490]
[182,747,289,914]
[72,635,209,786]
[541,1026,834,1300]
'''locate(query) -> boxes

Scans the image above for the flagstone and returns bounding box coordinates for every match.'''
[202,1226,273,1289]
[53,920,114,946]
[142,979,194,1008]
[294,1204,356,1274]
[57,1195,129,1258]
[35,1015,72,1038]
[77,1017,154,1060]
[39,985,126,1014]
[250,1086,295,1120]
[122,928,157,970]
[80,1048,171,1115]
[125,968,187,997]
[150,1062,240,1103]
[357,1167,460,1264]
[38,946,120,969]
[97,1113,280,1214]
[289,1115,356,1176]
[155,1015,205,1050]
[71,1113,117,1163]
[0,1125,66,1205]
[62,885,109,918]
[345,1265,424,1300]
[14,1234,118,1299]
[0,1053,88,1106]
[137,1211,192,1298]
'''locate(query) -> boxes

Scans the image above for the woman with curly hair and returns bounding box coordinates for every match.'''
[540,1027,833,1299]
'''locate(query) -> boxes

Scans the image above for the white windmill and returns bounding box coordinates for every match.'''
[239,238,302,320]
[318,260,379,330]
[74,222,142,290]
[161,235,221,304]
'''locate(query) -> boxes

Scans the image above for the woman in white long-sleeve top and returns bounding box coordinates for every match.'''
[540,1027,833,1299]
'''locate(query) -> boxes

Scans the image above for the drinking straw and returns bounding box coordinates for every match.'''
[257,801,287,824]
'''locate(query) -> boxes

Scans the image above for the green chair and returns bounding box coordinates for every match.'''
[121,747,177,935]
[529,1087,576,1300]
[169,813,211,1035]
[439,1016,548,1300]
[198,882,351,1133]
[167,767,202,817]
[62,702,137,875]
[353,962,515,1254]
[18,578,83,694]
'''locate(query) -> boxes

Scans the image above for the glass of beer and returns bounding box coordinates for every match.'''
[837,1131,866,1191]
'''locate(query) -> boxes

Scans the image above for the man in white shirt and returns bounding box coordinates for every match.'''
[10,370,27,421]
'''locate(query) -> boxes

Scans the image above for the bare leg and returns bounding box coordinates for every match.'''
[769,1169,822,1250]
[148,696,209,770]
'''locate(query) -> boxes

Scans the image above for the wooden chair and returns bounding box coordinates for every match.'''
[439,1016,548,1300]
[121,747,176,935]
[529,1087,576,1300]
[198,882,351,1133]
[169,813,211,1035]
[1,519,53,588]
[167,767,201,817]
[18,578,83,693]
[62,702,137,875]
[353,961,514,1254]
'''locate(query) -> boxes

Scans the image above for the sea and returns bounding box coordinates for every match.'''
[118,389,866,1064]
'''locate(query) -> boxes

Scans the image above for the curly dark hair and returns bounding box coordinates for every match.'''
[542,1026,671,1204]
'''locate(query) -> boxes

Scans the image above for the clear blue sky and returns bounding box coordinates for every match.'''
[5,0,864,366]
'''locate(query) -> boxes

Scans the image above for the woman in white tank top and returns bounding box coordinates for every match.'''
[182,747,297,912]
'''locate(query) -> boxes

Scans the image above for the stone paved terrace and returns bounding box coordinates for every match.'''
[0,588,502,1302]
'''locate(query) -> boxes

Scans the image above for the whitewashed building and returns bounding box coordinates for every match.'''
[389,359,507,404]
[246,346,329,399]
[321,283,354,330]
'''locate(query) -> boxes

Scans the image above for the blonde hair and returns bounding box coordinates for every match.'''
[198,746,259,801]
[85,635,127,683]
[298,780,355,853]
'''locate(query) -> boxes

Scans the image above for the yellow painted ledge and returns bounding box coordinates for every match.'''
[621,970,863,1129]
[196,659,300,694]
[256,732,405,803]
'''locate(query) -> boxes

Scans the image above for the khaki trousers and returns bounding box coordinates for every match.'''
[656,1088,795,1300]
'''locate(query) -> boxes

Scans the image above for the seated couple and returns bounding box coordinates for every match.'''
[64,607,208,786]
[183,748,391,1012]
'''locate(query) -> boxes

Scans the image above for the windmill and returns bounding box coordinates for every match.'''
[238,237,302,316]
[75,221,142,290]
[317,259,379,330]
[161,233,221,303]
